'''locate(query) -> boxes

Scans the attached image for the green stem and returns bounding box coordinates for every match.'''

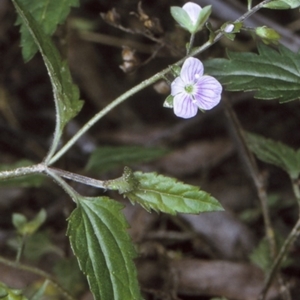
[0,255,75,300]
[187,33,195,55]
[48,0,271,165]
[49,167,107,189]
[44,167,79,202]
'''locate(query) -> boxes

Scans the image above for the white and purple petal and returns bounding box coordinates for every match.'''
[180,57,204,84]
[193,75,222,110]
[173,94,198,119]
[182,2,202,26]
[171,76,186,96]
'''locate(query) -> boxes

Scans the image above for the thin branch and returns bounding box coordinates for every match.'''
[0,256,75,300]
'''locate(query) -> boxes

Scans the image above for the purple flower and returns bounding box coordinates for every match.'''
[171,57,222,119]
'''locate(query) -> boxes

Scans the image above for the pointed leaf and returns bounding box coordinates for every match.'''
[86,146,169,174]
[264,0,300,9]
[12,0,84,159]
[67,196,141,300]
[15,0,79,62]
[125,172,223,214]
[245,132,300,179]
[204,44,300,103]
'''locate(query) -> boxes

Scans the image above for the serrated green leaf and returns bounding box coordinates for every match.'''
[125,172,223,214]
[204,43,300,103]
[0,160,44,187]
[12,0,84,161]
[245,132,300,179]
[264,0,300,9]
[15,0,79,62]
[67,196,141,300]
[86,146,169,174]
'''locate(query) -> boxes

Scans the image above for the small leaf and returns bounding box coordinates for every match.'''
[170,6,193,32]
[163,95,174,108]
[86,146,168,174]
[264,0,300,9]
[125,171,223,214]
[15,0,80,62]
[12,209,46,236]
[245,132,300,179]
[67,196,141,300]
[194,5,211,32]
[255,26,281,45]
[204,43,300,103]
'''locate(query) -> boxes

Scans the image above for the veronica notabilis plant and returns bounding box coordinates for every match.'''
[171,57,222,119]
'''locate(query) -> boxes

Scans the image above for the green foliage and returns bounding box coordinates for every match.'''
[170,7,194,32]
[15,0,79,62]
[250,238,273,272]
[0,282,28,300]
[245,132,300,179]
[86,146,169,174]
[12,0,84,161]
[204,44,300,103]
[250,236,293,272]
[0,160,44,187]
[125,171,223,214]
[67,196,142,300]
[12,209,46,236]
[53,257,86,297]
[264,0,300,9]
[255,26,281,44]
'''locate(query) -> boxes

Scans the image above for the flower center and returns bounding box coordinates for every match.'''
[184,84,194,94]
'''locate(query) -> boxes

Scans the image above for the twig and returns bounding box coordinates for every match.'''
[222,97,290,300]
[259,179,300,299]
[0,256,75,300]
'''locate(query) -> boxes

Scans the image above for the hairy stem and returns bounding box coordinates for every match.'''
[0,164,45,180]
[49,167,107,189]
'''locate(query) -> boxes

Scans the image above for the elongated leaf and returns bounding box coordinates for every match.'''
[67,196,141,300]
[12,0,83,160]
[16,0,79,62]
[204,44,300,103]
[125,172,223,214]
[86,146,169,174]
[264,0,300,9]
[245,132,300,179]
